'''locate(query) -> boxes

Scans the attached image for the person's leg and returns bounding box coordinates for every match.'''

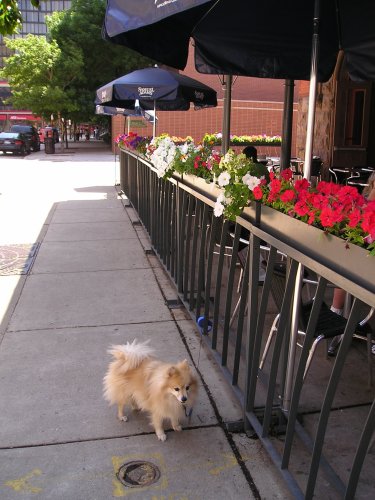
[328,288,346,356]
[330,288,346,315]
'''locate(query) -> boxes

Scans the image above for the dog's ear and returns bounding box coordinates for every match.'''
[167,366,176,377]
[180,359,189,368]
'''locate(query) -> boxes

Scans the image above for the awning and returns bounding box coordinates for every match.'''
[9,113,40,121]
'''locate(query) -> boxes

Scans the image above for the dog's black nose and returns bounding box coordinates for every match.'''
[181,396,187,403]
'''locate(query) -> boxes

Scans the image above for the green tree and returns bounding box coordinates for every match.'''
[1,0,153,127]
[46,0,153,122]
[0,34,82,118]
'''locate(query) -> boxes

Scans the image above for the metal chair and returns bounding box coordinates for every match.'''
[329,168,338,183]
[259,262,374,384]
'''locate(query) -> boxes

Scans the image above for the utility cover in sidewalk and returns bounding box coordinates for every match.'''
[0,243,39,275]
[117,461,160,488]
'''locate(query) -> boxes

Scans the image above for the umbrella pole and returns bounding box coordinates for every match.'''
[303,0,320,180]
[153,101,156,138]
[221,75,232,154]
[280,79,295,171]
[282,0,320,414]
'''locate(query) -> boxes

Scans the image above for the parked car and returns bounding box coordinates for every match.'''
[9,124,40,151]
[38,127,59,144]
[0,132,32,155]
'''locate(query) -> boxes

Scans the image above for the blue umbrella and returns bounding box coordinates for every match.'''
[96,66,217,136]
[95,103,156,136]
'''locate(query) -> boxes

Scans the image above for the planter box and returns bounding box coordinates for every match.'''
[256,204,375,300]
[176,174,222,204]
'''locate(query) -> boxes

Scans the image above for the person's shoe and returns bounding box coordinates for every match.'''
[327,335,343,357]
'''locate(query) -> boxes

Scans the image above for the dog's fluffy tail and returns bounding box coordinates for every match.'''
[107,339,154,372]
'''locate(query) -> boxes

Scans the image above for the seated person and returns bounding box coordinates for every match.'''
[362,171,375,201]
[242,145,258,163]
[231,145,268,281]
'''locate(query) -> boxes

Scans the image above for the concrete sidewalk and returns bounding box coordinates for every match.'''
[0,141,290,499]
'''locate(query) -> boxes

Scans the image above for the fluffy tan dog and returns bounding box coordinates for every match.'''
[103,340,198,441]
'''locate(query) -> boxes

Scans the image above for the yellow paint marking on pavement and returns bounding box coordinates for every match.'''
[4,469,42,494]
[208,453,238,475]
[112,453,168,497]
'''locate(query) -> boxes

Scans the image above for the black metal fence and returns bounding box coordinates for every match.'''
[120,149,375,499]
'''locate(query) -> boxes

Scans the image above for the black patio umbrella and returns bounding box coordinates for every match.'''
[104,0,375,82]
[95,102,156,134]
[96,66,217,136]
[103,0,375,173]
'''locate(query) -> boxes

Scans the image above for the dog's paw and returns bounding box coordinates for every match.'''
[157,432,167,442]
[173,424,182,432]
[119,415,128,422]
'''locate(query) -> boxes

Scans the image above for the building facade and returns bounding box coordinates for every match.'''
[297,55,375,176]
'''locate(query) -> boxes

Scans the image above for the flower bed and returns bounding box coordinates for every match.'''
[117,133,375,254]
[202,132,282,146]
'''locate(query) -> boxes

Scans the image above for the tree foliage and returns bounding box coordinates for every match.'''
[46,0,153,122]
[1,34,82,118]
[1,0,154,123]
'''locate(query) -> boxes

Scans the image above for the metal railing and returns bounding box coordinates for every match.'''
[120,149,375,499]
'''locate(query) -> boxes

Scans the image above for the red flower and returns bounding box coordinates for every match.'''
[347,208,362,228]
[253,185,263,200]
[280,189,296,203]
[320,206,343,227]
[307,211,315,224]
[294,178,310,192]
[362,209,375,237]
[280,168,293,181]
[270,178,282,194]
[294,200,310,216]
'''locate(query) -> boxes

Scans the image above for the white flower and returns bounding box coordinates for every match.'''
[242,173,261,191]
[218,171,231,187]
[213,193,228,217]
[179,143,189,155]
[150,137,177,178]
[214,199,225,217]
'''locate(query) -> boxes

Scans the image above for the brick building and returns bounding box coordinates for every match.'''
[297,55,375,175]
[112,42,299,158]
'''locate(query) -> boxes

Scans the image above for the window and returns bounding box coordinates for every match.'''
[345,88,365,146]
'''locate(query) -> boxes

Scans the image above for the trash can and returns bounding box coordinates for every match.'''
[311,156,322,177]
[44,136,55,154]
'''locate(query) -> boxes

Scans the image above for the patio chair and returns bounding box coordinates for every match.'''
[329,168,338,183]
[259,262,374,384]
